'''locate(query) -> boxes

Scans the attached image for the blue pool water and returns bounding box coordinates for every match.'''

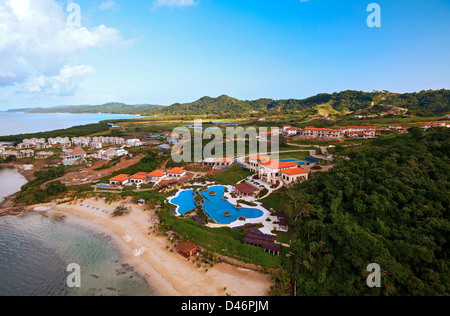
[171,186,264,224]
[97,184,111,188]
[171,190,197,215]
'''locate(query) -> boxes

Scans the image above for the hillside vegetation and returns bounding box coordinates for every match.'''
[22,90,450,119]
[273,128,449,296]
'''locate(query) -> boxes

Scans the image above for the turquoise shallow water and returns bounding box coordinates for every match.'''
[0,167,158,296]
[0,213,159,296]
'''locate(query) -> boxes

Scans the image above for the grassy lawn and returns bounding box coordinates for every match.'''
[210,164,253,185]
[160,209,282,269]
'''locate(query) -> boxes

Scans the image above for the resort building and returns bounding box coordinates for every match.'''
[97,148,128,160]
[125,139,143,147]
[300,127,341,140]
[166,167,187,180]
[0,150,18,158]
[35,151,55,159]
[248,155,270,173]
[341,126,377,138]
[72,137,91,147]
[284,127,298,136]
[90,142,103,149]
[280,168,310,185]
[167,167,187,179]
[18,149,34,158]
[257,160,299,185]
[276,211,289,232]
[234,182,262,198]
[147,170,167,183]
[16,143,33,149]
[129,172,151,185]
[109,174,130,186]
[62,148,87,160]
[201,157,234,169]
[243,230,281,256]
[92,136,125,145]
[444,114,450,120]
[389,125,411,133]
[0,146,4,153]
[424,122,450,130]
[176,242,198,258]
[23,138,46,146]
[48,137,70,146]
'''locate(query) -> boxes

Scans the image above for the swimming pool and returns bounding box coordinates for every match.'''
[170,186,264,224]
[97,184,112,188]
[170,190,198,215]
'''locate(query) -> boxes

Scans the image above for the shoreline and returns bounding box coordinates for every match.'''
[0,163,34,211]
[38,198,272,296]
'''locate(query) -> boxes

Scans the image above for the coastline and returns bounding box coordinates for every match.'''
[0,163,34,211]
[38,198,272,296]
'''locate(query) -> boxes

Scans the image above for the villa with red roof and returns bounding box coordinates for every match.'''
[257,160,301,185]
[281,168,310,185]
[201,157,233,169]
[166,167,187,179]
[248,155,270,172]
[147,170,167,183]
[444,114,450,120]
[129,172,151,185]
[109,174,130,186]
[424,122,450,130]
[300,127,341,139]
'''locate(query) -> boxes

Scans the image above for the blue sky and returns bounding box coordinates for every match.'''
[0,0,449,109]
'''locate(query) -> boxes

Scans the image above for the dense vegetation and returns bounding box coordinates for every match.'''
[16,90,450,119]
[274,128,449,296]
[15,167,67,205]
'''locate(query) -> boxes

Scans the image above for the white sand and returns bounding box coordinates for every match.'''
[50,198,272,296]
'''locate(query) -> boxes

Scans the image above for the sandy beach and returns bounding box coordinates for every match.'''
[47,198,272,296]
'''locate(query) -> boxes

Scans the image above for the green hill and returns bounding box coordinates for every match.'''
[271,128,450,296]
[22,89,450,118]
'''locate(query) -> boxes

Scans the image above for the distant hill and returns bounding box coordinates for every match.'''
[20,89,450,118]
[160,90,450,118]
[25,102,164,115]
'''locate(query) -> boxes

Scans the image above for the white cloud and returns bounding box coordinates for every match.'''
[151,0,197,10]
[99,0,120,11]
[0,0,123,94]
[19,65,95,96]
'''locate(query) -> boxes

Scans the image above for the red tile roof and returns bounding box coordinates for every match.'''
[148,170,166,178]
[259,160,298,169]
[249,155,270,161]
[167,167,186,174]
[305,127,340,132]
[281,168,310,176]
[235,183,259,194]
[130,172,150,180]
[109,174,130,182]
[216,158,233,163]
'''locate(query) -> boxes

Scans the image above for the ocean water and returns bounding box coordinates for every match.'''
[0,112,143,137]
[0,213,159,296]
[0,168,158,296]
[0,167,28,204]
